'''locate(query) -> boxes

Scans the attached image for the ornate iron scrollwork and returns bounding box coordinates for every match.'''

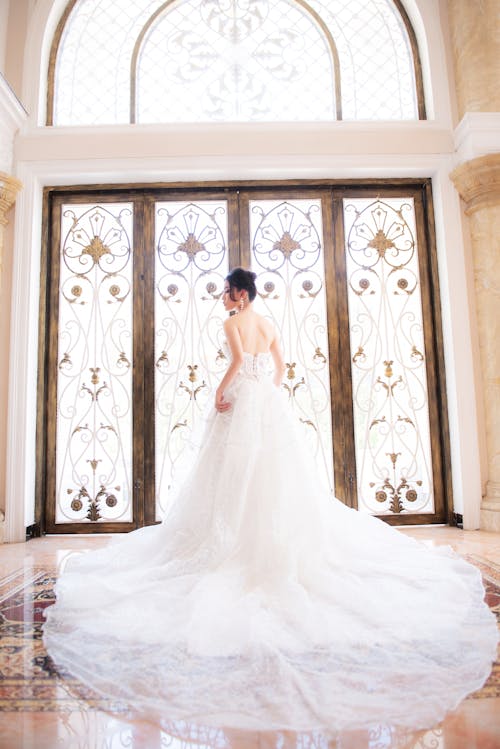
[249,199,334,491]
[155,200,229,519]
[56,204,134,524]
[344,198,433,515]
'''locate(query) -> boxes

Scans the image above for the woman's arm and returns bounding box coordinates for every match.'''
[270,332,286,388]
[215,319,244,412]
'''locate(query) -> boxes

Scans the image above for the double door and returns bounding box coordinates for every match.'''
[39,182,451,532]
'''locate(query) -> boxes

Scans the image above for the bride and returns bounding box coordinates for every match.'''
[43,267,498,733]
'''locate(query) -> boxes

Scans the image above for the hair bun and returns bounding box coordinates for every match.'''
[225,267,258,302]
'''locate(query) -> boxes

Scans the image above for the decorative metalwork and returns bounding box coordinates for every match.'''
[344,198,433,515]
[51,0,421,126]
[249,199,334,491]
[55,204,134,523]
[155,200,229,519]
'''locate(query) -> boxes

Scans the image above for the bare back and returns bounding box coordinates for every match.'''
[226,310,275,355]
[223,308,285,387]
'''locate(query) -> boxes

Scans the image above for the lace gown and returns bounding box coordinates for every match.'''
[43,349,498,732]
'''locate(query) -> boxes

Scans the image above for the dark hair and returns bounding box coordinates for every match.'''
[225,267,257,302]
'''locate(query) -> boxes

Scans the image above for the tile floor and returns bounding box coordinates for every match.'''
[0,527,499,749]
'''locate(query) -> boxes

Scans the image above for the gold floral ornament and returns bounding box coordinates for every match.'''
[260,280,278,299]
[352,346,365,364]
[179,365,207,400]
[117,351,130,368]
[59,352,72,370]
[273,231,301,258]
[367,229,395,258]
[313,347,327,364]
[370,477,422,513]
[156,350,169,370]
[283,362,305,398]
[82,236,111,264]
[299,279,319,299]
[202,280,221,301]
[178,233,205,260]
[410,345,424,362]
[159,283,181,303]
[354,276,376,296]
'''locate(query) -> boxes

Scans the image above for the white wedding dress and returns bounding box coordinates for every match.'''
[43,348,498,733]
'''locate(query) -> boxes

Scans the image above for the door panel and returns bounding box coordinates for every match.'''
[41,182,451,532]
[153,198,232,519]
[243,193,334,492]
[342,195,434,515]
[46,200,137,531]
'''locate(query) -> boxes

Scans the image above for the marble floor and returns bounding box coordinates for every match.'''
[0,527,499,749]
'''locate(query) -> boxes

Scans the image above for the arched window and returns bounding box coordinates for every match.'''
[48,0,425,125]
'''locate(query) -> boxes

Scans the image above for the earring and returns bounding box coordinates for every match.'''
[239,296,245,311]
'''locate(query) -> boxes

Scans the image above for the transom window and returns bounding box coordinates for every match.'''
[48,0,425,125]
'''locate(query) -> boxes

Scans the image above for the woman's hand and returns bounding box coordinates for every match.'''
[215,387,232,413]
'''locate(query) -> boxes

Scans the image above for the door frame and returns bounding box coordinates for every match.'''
[36,178,453,534]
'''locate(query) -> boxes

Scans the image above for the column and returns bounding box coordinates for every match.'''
[451,155,500,531]
[0,171,22,291]
[447,0,500,118]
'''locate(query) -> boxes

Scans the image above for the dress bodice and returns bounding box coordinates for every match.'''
[240,351,273,379]
[223,341,273,380]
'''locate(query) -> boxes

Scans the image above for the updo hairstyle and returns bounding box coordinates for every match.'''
[225,267,257,302]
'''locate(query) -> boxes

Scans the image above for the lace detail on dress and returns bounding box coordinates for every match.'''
[222,341,273,381]
[240,351,273,380]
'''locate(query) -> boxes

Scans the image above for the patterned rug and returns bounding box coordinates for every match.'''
[0,556,499,712]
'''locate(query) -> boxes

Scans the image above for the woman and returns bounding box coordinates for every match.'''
[44,268,498,733]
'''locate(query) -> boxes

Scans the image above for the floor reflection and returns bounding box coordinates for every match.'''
[0,530,498,749]
[0,710,452,749]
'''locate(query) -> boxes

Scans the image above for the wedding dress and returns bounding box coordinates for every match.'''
[43,348,498,733]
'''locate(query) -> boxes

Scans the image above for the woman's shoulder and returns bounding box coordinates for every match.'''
[256,313,276,335]
[223,314,238,332]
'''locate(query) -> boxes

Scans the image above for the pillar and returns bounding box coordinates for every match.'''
[451,155,500,530]
[0,171,22,291]
[448,0,500,529]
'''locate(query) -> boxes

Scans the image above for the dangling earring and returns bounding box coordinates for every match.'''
[239,296,245,311]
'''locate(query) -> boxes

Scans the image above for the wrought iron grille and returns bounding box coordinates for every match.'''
[248,198,334,492]
[44,184,448,532]
[55,203,134,523]
[154,200,229,519]
[343,197,434,514]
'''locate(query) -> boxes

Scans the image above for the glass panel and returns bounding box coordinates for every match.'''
[248,198,334,492]
[55,203,134,523]
[53,0,418,126]
[137,0,335,122]
[308,0,418,119]
[343,197,434,515]
[53,0,160,125]
[155,200,229,519]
